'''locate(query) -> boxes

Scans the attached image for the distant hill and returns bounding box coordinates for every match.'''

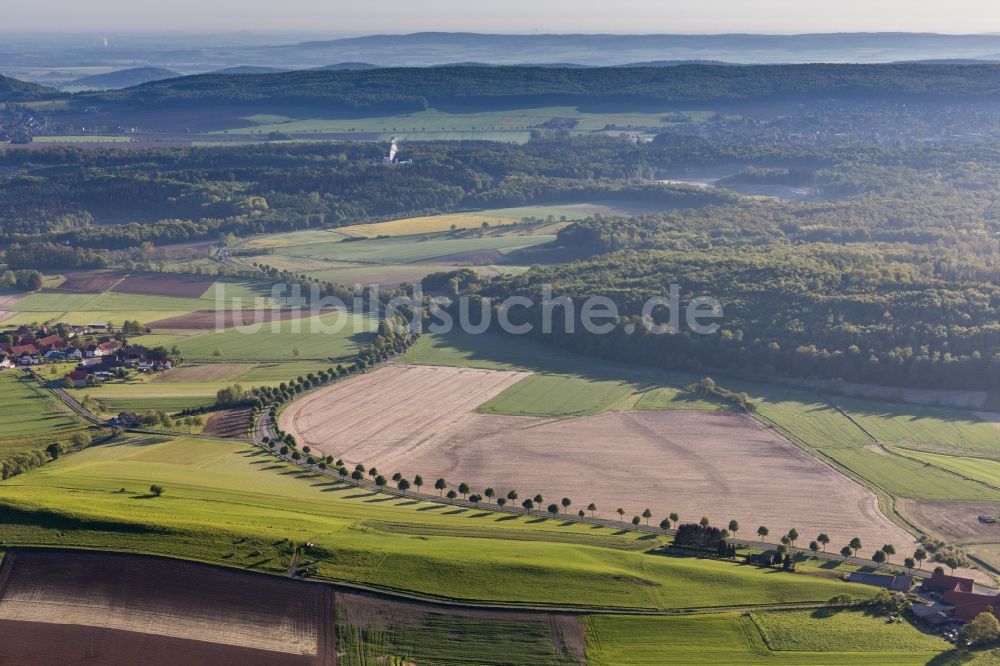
[316,62,380,71]
[68,67,180,90]
[0,75,61,102]
[210,66,287,75]
[73,63,1000,115]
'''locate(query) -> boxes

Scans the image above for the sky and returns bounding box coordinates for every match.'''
[3,1,1000,34]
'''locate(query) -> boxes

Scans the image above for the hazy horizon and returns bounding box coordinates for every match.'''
[5,1,1000,34]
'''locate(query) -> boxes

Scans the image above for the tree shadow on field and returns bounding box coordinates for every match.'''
[526,517,550,524]
[442,508,468,515]
[810,606,848,619]
[468,512,492,519]
[417,504,446,512]
[495,515,520,522]
[311,481,339,488]
[260,464,286,471]
[637,533,658,541]
[820,560,843,570]
[364,496,394,503]
[395,499,422,507]
[321,485,350,492]
[344,492,378,499]
[130,493,159,500]
[559,520,577,527]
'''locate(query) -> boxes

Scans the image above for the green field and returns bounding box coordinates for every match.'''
[584,611,947,665]
[0,373,86,451]
[0,434,867,609]
[404,331,721,416]
[338,612,576,665]
[894,448,1000,488]
[268,233,555,264]
[336,202,673,239]
[174,311,376,361]
[212,106,707,143]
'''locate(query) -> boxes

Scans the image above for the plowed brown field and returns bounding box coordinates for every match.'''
[280,364,916,558]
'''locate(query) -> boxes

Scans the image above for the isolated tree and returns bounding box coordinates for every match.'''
[904,557,916,569]
[587,503,597,517]
[809,541,819,554]
[351,470,363,485]
[849,537,862,557]
[435,478,447,496]
[562,497,572,513]
[728,520,739,539]
[913,547,927,569]
[46,442,63,460]
[302,446,311,454]
[669,512,679,524]
[373,474,387,491]
[522,499,534,511]
[149,484,164,497]
[817,533,830,552]
[496,497,507,508]
[397,478,411,492]
[533,494,544,506]
[355,464,366,473]
[368,467,378,478]
[547,504,560,516]
[757,525,769,541]
[631,516,641,530]
[338,467,348,481]
[787,528,799,547]
[945,557,960,575]
[484,487,496,503]
[659,518,670,533]
[458,482,471,499]
[578,509,586,518]
[881,544,896,564]
[616,508,625,522]
[469,494,481,505]
[446,489,457,503]
[699,516,710,529]
[840,546,853,558]
[325,455,334,465]
[780,535,791,548]
[642,508,652,525]
[872,549,886,566]
[507,490,518,503]
[413,474,424,491]
[391,472,402,482]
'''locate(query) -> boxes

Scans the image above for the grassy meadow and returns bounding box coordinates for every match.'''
[0,433,868,609]
[583,611,947,665]
[0,373,87,455]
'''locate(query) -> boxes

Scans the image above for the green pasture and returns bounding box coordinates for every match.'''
[0,434,866,609]
[173,311,375,361]
[894,448,1000,488]
[584,611,946,665]
[404,332,720,417]
[0,373,85,452]
[213,106,704,141]
[271,233,555,264]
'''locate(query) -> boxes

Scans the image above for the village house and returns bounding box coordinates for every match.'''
[64,370,89,389]
[0,354,13,370]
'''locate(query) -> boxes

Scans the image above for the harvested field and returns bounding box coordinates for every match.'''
[282,364,916,558]
[149,307,327,330]
[113,273,217,298]
[51,271,125,292]
[897,499,1000,543]
[0,548,582,666]
[0,549,326,659]
[203,407,253,438]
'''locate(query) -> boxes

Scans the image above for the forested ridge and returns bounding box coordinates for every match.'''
[72,64,1000,112]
